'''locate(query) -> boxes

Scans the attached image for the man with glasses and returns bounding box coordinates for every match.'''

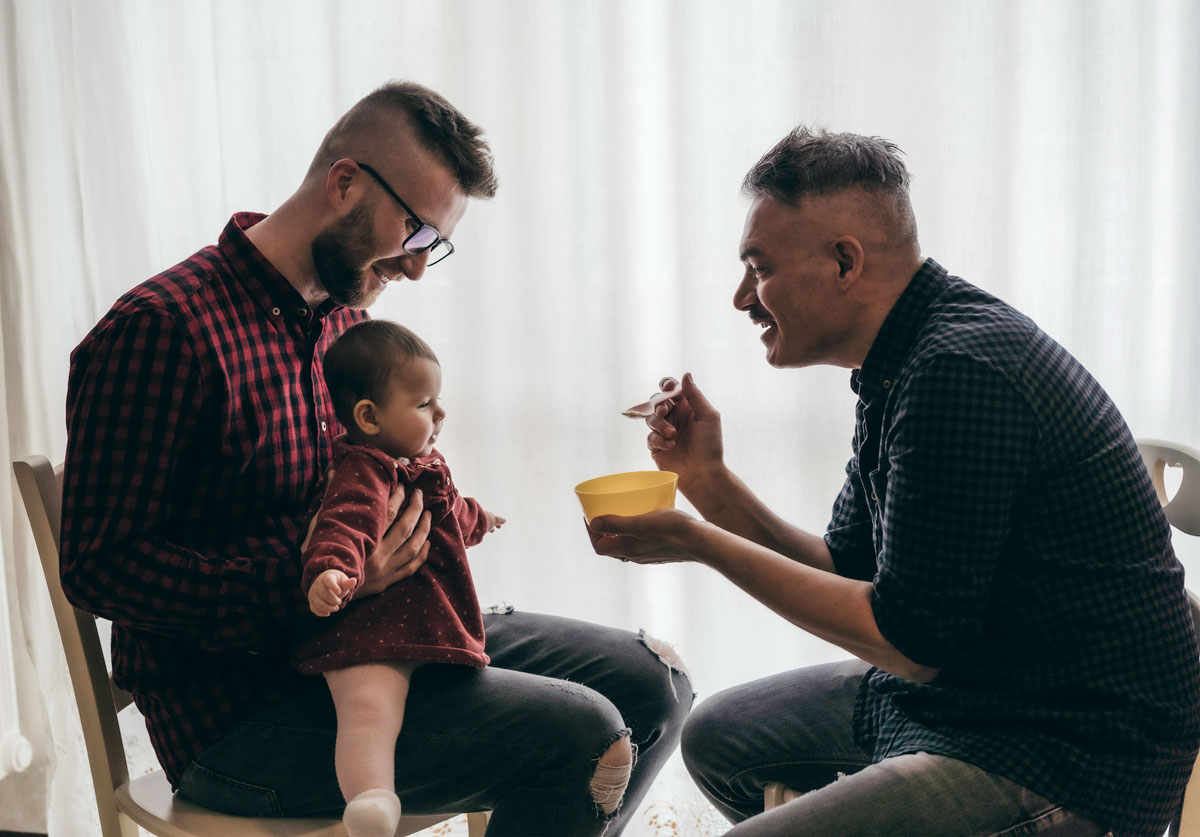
[59,80,691,837]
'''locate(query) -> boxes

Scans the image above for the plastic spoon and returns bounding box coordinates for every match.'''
[622,377,683,418]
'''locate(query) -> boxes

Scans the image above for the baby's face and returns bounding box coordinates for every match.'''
[371,357,446,459]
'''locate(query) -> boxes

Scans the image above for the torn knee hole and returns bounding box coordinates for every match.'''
[590,736,633,815]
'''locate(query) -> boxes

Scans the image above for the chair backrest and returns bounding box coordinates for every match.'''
[1136,439,1200,837]
[13,456,136,837]
[1140,439,1200,537]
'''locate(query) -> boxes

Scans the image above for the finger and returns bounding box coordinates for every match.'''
[384,480,408,522]
[648,433,676,453]
[381,489,424,548]
[680,372,717,417]
[645,411,677,439]
[395,539,431,581]
[397,510,432,569]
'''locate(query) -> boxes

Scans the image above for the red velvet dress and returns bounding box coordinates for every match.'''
[294,436,489,673]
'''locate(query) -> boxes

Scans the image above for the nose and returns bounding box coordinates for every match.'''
[433,403,447,423]
[400,250,431,283]
[733,269,756,311]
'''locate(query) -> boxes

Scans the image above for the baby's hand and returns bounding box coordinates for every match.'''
[308,569,355,617]
[485,511,506,533]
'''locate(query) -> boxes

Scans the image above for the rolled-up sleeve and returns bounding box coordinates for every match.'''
[871,355,1036,669]
[825,446,878,582]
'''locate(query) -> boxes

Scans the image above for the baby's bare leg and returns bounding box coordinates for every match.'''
[325,662,419,837]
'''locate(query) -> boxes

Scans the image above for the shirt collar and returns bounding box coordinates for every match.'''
[218,212,342,322]
[853,257,949,398]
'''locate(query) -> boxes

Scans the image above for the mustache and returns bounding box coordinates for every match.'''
[746,306,774,322]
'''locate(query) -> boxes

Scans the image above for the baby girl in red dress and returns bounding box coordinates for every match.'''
[296,319,504,837]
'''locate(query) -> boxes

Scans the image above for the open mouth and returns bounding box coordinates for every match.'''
[751,314,777,338]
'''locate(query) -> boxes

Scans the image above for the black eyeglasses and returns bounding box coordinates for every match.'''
[354,161,455,266]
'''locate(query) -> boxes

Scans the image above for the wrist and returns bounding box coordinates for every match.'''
[677,461,734,506]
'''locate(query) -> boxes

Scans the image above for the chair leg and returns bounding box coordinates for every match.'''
[466,810,489,837]
[763,781,803,812]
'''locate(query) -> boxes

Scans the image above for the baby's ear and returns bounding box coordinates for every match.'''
[351,399,380,435]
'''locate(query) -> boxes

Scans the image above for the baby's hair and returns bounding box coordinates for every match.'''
[323,320,440,430]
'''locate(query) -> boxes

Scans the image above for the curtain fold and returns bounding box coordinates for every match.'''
[2,1,1197,834]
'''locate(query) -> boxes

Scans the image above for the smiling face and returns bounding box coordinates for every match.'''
[313,155,469,309]
[355,357,446,459]
[733,195,854,369]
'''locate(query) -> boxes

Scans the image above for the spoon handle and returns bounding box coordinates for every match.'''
[622,376,682,418]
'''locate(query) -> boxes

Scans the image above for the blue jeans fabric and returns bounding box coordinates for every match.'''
[681,660,1111,836]
[177,610,693,836]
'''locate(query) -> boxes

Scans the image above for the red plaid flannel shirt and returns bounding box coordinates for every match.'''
[60,212,366,785]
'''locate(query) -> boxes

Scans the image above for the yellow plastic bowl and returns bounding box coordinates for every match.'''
[574,470,678,522]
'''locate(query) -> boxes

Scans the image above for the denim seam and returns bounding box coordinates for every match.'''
[729,754,875,785]
[720,755,874,804]
[986,803,1067,836]
[184,761,284,816]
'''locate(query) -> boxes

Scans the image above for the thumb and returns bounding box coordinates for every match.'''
[588,513,633,536]
[680,372,716,417]
[385,482,406,521]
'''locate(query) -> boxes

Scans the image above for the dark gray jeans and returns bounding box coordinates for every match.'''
[177,610,693,836]
[682,660,1112,836]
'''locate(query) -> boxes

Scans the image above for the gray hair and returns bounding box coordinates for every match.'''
[743,127,917,244]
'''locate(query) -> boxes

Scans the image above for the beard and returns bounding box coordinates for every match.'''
[310,202,380,308]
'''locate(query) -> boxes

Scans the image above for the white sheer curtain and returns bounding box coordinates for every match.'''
[2,1,1197,834]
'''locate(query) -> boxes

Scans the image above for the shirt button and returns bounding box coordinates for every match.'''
[882,380,892,389]
[871,491,878,501]
[271,307,281,316]
[320,421,328,432]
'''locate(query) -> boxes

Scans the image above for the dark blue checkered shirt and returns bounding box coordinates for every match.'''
[825,259,1200,836]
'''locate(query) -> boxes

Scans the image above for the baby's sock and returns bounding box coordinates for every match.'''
[343,788,402,837]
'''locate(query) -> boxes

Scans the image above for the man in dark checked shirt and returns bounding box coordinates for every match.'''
[59,81,691,836]
[587,127,1200,836]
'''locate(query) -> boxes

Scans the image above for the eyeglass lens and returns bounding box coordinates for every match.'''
[405,226,441,252]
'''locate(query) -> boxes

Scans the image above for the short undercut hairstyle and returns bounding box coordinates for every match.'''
[743,126,918,245]
[323,320,440,430]
[311,80,497,199]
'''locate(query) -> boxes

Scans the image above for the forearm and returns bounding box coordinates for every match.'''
[687,519,938,682]
[682,464,836,573]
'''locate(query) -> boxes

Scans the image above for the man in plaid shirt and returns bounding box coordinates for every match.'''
[588,128,1200,836]
[60,81,691,837]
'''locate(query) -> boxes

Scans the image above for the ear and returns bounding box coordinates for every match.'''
[351,398,381,436]
[831,236,865,286]
[325,159,361,213]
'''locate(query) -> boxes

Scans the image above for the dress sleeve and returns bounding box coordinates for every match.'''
[452,494,489,548]
[300,451,394,596]
[60,306,308,651]
[870,354,1037,669]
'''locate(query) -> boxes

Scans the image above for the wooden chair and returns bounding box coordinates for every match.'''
[12,455,486,837]
[762,438,1200,830]
[1137,438,1200,836]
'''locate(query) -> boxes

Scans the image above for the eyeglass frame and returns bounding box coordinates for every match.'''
[346,160,456,266]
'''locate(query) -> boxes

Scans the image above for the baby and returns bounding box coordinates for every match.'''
[294,319,503,837]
